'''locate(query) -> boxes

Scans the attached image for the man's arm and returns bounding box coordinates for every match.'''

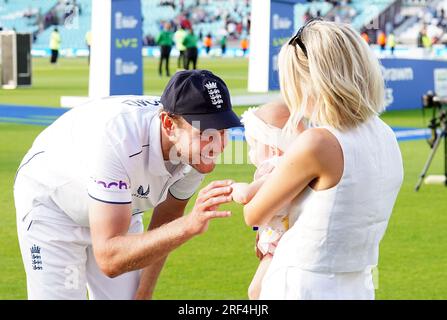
[89,180,233,279]
[134,193,189,300]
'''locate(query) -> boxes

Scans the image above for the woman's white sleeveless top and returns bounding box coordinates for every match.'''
[274,116,404,273]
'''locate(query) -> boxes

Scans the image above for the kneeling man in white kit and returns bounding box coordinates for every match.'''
[14,70,241,299]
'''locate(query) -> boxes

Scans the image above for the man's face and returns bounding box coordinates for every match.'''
[188,124,228,173]
[162,113,229,174]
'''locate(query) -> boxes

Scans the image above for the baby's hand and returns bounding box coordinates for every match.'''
[231,182,251,205]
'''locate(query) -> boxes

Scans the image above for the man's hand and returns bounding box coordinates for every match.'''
[184,180,233,236]
[231,182,251,205]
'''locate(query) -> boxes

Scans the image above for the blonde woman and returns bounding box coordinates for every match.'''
[242,20,404,300]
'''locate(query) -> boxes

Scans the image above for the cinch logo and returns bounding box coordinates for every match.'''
[115,58,138,76]
[115,12,138,30]
[95,179,129,190]
[115,38,138,49]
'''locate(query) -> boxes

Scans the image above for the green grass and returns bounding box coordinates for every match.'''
[0,57,446,299]
[0,57,250,107]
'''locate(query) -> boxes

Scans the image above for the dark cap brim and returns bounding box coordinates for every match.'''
[181,109,242,131]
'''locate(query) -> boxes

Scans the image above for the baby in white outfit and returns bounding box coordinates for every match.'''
[231,101,303,300]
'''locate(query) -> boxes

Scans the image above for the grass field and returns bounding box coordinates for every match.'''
[0,58,446,299]
[0,57,251,107]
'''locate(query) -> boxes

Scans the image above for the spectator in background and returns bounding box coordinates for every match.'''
[183,28,199,70]
[422,30,433,50]
[377,31,386,52]
[220,34,227,56]
[204,33,212,55]
[236,22,243,35]
[303,9,312,23]
[387,32,396,56]
[85,30,92,65]
[240,37,249,56]
[361,31,370,45]
[156,22,174,77]
[181,16,192,31]
[145,35,156,46]
[417,28,424,48]
[174,25,187,69]
[49,27,61,65]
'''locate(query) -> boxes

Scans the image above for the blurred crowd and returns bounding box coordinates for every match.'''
[0,0,83,40]
[5,0,447,58]
[415,5,447,46]
[146,0,250,47]
[304,0,357,24]
[37,0,83,33]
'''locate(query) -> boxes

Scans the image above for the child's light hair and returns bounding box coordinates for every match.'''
[241,107,296,152]
[279,20,385,131]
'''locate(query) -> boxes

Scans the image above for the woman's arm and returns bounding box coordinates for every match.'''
[243,128,343,227]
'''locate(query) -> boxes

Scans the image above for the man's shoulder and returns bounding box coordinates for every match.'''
[93,95,161,108]
[71,95,162,141]
[113,95,162,109]
[79,95,161,118]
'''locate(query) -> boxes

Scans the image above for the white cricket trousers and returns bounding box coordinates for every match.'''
[16,204,144,300]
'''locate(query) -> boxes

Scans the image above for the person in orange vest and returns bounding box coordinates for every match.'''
[361,31,370,45]
[241,37,249,56]
[204,33,212,55]
[377,31,386,52]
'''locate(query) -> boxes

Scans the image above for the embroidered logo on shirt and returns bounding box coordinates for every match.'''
[204,81,223,109]
[138,185,150,196]
[133,184,150,199]
[30,245,43,271]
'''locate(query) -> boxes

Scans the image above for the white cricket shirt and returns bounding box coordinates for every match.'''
[15,95,204,227]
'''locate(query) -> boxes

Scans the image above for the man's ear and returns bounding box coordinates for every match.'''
[160,112,175,136]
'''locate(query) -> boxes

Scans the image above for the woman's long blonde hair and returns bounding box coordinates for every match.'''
[279,20,385,131]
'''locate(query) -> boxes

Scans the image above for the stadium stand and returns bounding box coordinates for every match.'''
[33,0,91,50]
[1,0,426,51]
[395,0,447,45]
[0,0,55,34]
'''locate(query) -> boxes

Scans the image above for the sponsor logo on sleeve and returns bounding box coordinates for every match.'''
[94,179,129,190]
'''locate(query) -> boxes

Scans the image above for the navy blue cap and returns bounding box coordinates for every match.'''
[160,70,242,130]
